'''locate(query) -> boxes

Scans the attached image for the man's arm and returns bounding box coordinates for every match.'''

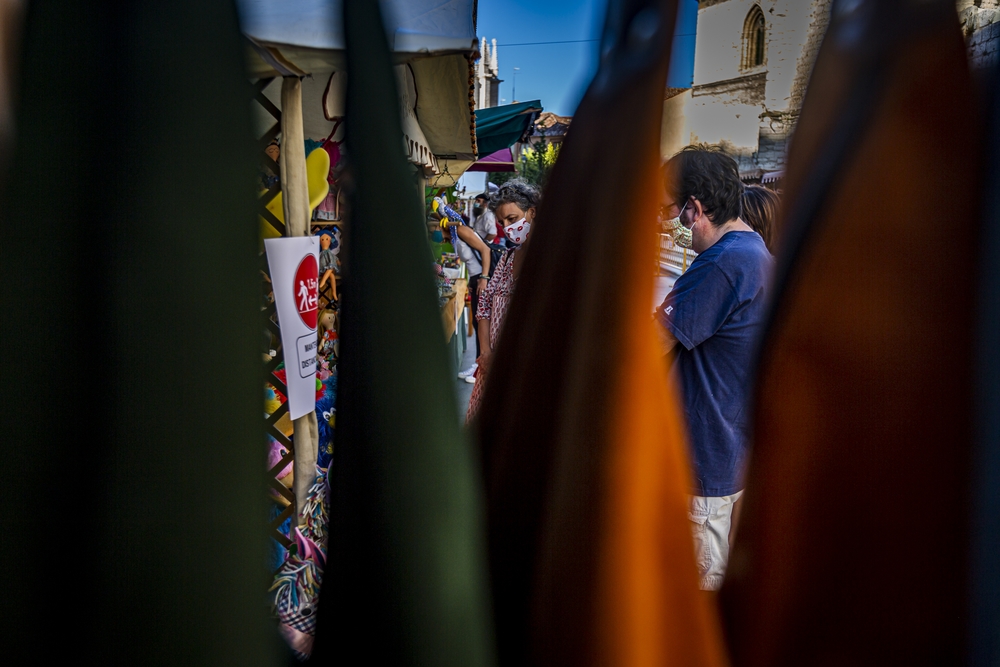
[482,211,498,242]
[657,261,739,351]
[654,317,678,356]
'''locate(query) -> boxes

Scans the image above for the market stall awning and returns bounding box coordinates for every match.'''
[466,148,515,173]
[239,0,478,173]
[238,0,477,58]
[474,100,543,157]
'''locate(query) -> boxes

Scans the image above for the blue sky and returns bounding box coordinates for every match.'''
[476,0,698,116]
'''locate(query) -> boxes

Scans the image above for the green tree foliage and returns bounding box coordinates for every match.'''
[489,137,562,188]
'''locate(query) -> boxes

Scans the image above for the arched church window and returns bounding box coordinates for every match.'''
[742,6,766,70]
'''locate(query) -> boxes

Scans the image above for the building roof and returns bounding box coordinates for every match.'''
[664,87,689,101]
[534,111,571,136]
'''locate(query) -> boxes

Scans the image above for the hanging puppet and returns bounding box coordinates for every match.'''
[260,139,281,191]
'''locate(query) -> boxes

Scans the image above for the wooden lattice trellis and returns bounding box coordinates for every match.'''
[255,77,296,551]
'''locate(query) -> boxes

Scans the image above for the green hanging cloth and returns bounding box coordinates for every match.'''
[0,0,273,664]
[308,0,495,665]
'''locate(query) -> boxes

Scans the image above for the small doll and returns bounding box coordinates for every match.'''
[317,229,340,301]
[260,139,281,191]
[317,309,339,379]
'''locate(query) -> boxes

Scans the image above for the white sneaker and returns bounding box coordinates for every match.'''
[464,374,476,384]
[457,363,478,379]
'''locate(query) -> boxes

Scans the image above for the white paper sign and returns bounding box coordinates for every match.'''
[265,236,320,420]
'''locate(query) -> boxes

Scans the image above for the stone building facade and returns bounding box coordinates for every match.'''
[527,112,571,147]
[664,0,1000,181]
[961,2,1000,73]
[474,37,502,110]
[672,0,833,180]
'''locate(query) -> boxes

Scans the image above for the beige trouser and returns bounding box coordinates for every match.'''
[689,490,743,591]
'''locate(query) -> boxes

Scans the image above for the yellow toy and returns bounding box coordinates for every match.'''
[260,147,331,239]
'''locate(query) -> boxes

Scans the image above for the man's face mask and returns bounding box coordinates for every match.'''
[663,199,693,249]
[674,199,691,228]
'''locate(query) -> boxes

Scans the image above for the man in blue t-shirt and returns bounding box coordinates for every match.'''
[655,146,773,591]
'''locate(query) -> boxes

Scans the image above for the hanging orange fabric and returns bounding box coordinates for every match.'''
[473,2,727,665]
[720,1,984,664]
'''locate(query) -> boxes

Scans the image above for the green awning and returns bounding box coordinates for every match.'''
[475,100,543,157]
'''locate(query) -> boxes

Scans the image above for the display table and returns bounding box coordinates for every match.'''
[440,278,468,370]
[440,278,467,340]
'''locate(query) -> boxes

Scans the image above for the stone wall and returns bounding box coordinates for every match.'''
[682,0,825,171]
[661,89,694,158]
[693,0,764,87]
[693,71,767,104]
[686,82,764,154]
[674,0,1000,168]
[686,0,819,160]
[762,0,821,114]
[966,9,1000,72]
[788,0,833,111]
[755,122,790,171]
[957,0,999,11]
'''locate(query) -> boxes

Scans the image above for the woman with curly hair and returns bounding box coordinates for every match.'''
[466,178,540,421]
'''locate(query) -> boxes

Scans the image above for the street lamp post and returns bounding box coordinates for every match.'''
[513,67,520,103]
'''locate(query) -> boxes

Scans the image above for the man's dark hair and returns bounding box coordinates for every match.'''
[664,145,744,226]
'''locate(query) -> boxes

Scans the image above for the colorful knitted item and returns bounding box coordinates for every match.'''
[270,467,331,660]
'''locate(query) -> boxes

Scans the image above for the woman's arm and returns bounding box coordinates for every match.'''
[454,224,491,291]
[477,318,492,363]
[475,256,497,363]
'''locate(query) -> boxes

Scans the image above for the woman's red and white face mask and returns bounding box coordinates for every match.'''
[503,218,531,245]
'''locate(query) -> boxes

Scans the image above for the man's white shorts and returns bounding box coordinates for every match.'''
[688,490,743,591]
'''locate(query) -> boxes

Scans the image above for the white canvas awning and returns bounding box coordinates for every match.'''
[238,0,477,57]
[239,0,478,173]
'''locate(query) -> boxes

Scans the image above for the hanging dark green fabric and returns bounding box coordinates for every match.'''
[308,0,495,664]
[0,1,277,664]
[475,100,543,157]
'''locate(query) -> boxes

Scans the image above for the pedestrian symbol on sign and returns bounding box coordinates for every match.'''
[298,281,311,310]
[293,255,319,329]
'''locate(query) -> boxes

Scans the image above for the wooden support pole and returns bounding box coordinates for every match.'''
[280,76,310,236]
[280,75,319,523]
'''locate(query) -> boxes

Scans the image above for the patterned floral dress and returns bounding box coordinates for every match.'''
[466,247,517,421]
